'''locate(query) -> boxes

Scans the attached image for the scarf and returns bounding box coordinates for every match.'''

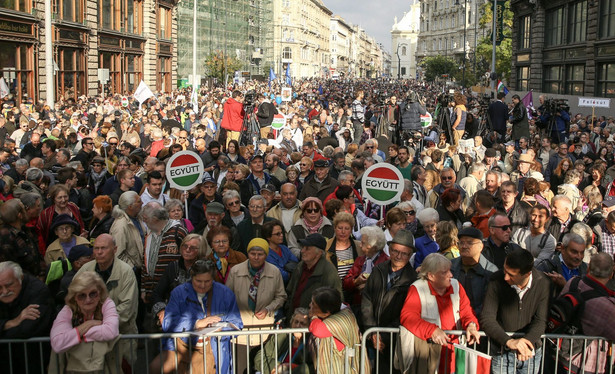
[213,251,229,279]
[146,220,177,276]
[90,169,107,189]
[317,308,367,374]
[248,263,264,312]
[303,216,323,234]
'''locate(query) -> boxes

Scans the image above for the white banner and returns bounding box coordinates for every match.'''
[0,77,9,99]
[578,97,611,108]
[133,80,155,104]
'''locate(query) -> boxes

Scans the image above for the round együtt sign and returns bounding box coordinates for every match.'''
[167,151,205,191]
[271,114,286,130]
[361,163,405,205]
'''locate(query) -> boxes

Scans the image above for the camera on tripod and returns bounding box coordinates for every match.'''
[544,98,569,114]
[243,90,257,108]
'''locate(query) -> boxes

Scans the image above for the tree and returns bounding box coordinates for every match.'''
[204,50,244,81]
[476,0,513,83]
[419,56,460,82]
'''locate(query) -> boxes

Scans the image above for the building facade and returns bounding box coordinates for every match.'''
[176,0,273,82]
[416,0,488,66]
[272,0,332,79]
[330,15,354,78]
[0,0,178,103]
[391,2,421,79]
[511,0,615,97]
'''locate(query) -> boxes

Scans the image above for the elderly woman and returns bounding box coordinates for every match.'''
[343,226,389,308]
[165,198,194,233]
[206,225,247,284]
[226,238,287,374]
[413,208,440,269]
[287,197,334,258]
[285,165,303,194]
[222,189,248,226]
[88,195,115,242]
[383,207,410,256]
[152,260,243,374]
[400,253,480,373]
[308,286,368,374]
[45,214,90,265]
[151,234,206,327]
[109,191,144,269]
[558,169,583,214]
[325,212,362,281]
[37,184,85,251]
[436,221,460,259]
[50,271,119,372]
[398,201,418,234]
[298,157,314,184]
[263,219,298,284]
[435,188,465,230]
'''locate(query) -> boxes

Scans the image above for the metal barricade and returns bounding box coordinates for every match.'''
[1,328,615,374]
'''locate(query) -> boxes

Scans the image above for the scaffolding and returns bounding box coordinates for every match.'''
[176,0,274,82]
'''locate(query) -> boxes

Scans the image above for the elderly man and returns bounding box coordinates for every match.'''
[459,162,486,208]
[267,183,302,234]
[426,167,466,208]
[0,261,54,373]
[481,248,550,374]
[537,233,587,297]
[451,227,498,316]
[400,253,480,373]
[483,212,523,270]
[285,233,341,319]
[299,159,339,201]
[510,154,544,193]
[77,234,138,367]
[547,195,581,242]
[362,230,417,374]
[199,201,242,254]
[512,205,557,264]
[237,195,273,252]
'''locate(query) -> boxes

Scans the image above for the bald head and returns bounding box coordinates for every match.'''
[30,157,44,169]
[93,233,116,270]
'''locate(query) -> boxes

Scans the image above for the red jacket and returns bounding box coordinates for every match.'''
[342,252,389,305]
[220,98,245,132]
[36,203,85,255]
[470,208,496,239]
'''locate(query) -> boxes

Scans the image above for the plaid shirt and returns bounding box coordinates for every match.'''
[600,221,615,256]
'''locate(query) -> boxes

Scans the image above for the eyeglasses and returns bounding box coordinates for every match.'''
[249,205,264,210]
[304,208,320,213]
[227,200,240,206]
[86,143,94,146]
[491,225,512,231]
[213,239,229,245]
[109,142,118,146]
[390,249,410,258]
[441,176,454,180]
[272,232,284,236]
[366,146,373,149]
[56,226,73,232]
[181,244,199,251]
[404,210,416,216]
[300,163,308,166]
[76,290,99,301]
[460,240,481,246]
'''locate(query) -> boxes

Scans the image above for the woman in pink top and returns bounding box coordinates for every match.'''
[50,271,119,372]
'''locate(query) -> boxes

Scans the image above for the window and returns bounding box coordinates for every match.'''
[597,63,615,97]
[0,0,29,12]
[158,6,172,40]
[282,0,290,7]
[566,65,585,94]
[100,0,142,34]
[124,54,142,92]
[545,7,564,47]
[568,1,587,43]
[56,0,83,23]
[157,55,172,92]
[56,47,86,100]
[401,46,407,56]
[600,0,615,38]
[0,41,34,102]
[543,65,563,94]
[517,66,530,91]
[518,15,531,50]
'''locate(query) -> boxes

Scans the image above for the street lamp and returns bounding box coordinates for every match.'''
[456,0,467,88]
[396,43,407,79]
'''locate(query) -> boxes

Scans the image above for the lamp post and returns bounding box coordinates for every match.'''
[456,0,467,88]
[396,42,407,79]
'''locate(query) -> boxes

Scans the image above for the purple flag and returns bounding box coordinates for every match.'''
[521,91,533,119]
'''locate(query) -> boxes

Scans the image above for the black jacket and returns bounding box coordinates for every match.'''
[256,101,278,127]
[536,252,588,298]
[482,237,523,270]
[361,261,417,329]
[487,100,508,135]
[495,200,529,236]
[88,213,115,241]
[546,216,581,243]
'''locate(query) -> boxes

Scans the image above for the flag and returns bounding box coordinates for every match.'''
[522,91,533,120]
[497,80,509,95]
[190,83,199,117]
[133,80,155,109]
[0,77,9,99]
[454,344,491,374]
[268,68,276,87]
[285,64,292,86]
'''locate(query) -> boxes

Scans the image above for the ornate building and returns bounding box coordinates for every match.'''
[391,2,421,79]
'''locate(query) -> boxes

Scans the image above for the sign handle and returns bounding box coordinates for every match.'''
[591,106,595,128]
[184,191,190,220]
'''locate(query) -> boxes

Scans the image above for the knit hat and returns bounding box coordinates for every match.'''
[247,238,269,256]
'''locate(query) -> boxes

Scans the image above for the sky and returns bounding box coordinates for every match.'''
[325,0,412,54]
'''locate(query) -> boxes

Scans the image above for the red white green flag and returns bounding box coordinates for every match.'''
[454,343,491,373]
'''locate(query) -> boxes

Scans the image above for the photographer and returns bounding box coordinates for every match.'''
[256,93,278,140]
[399,91,426,145]
[537,96,570,144]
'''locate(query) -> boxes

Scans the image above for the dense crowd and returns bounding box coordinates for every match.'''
[1,78,615,374]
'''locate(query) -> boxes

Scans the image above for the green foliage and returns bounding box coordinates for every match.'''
[204,51,244,80]
[419,56,460,82]
[476,0,513,82]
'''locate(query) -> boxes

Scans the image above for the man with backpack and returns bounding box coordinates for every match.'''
[548,253,615,373]
[537,233,587,297]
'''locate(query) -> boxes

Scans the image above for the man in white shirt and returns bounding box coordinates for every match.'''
[512,204,556,264]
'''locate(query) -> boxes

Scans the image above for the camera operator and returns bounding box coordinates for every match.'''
[256,93,278,140]
[488,92,508,141]
[220,90,245,147]
[399,91,426,146]
[537,95,570,144]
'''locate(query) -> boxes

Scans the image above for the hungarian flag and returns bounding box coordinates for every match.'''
[497,80,509,95]
[454,344,491,373]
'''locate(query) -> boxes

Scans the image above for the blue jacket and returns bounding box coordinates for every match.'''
[413,234,440,269]
[266,244,298,283]
[163,281,243,373]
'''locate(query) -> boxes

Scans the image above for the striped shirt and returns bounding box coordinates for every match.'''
[336,246,354,279]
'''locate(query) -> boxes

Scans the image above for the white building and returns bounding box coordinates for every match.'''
[391,2,421,79]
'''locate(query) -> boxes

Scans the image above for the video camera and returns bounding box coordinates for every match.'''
[243,90,257,108]
[544,98,569,113]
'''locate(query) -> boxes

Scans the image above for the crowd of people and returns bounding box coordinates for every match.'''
[0,77,615,374]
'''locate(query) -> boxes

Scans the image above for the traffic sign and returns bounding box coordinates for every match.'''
[361,163,405,205]
[167,151,204,191]
[271,114,286,130]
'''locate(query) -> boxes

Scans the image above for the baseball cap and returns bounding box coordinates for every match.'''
[261,183,276,193]
[603,196,615,208]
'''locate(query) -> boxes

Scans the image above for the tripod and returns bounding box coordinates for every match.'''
[239,104,260,146]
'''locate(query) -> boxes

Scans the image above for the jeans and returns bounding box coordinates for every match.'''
[491,347,542,374]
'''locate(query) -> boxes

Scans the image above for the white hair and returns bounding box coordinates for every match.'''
[417,208,439,224]
[0,261,23,284]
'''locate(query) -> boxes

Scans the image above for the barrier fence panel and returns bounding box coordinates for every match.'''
[1,329,614,374]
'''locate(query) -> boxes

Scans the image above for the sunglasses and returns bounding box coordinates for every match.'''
[76,290,99,301]
[304,208,320,213]
[366,146,373,149]
[227,200,240,206]
[86,143,94,146]
[109,142,118,146]
[404,210,416,216]
[492,225,512,231]
[442,176,454,180]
